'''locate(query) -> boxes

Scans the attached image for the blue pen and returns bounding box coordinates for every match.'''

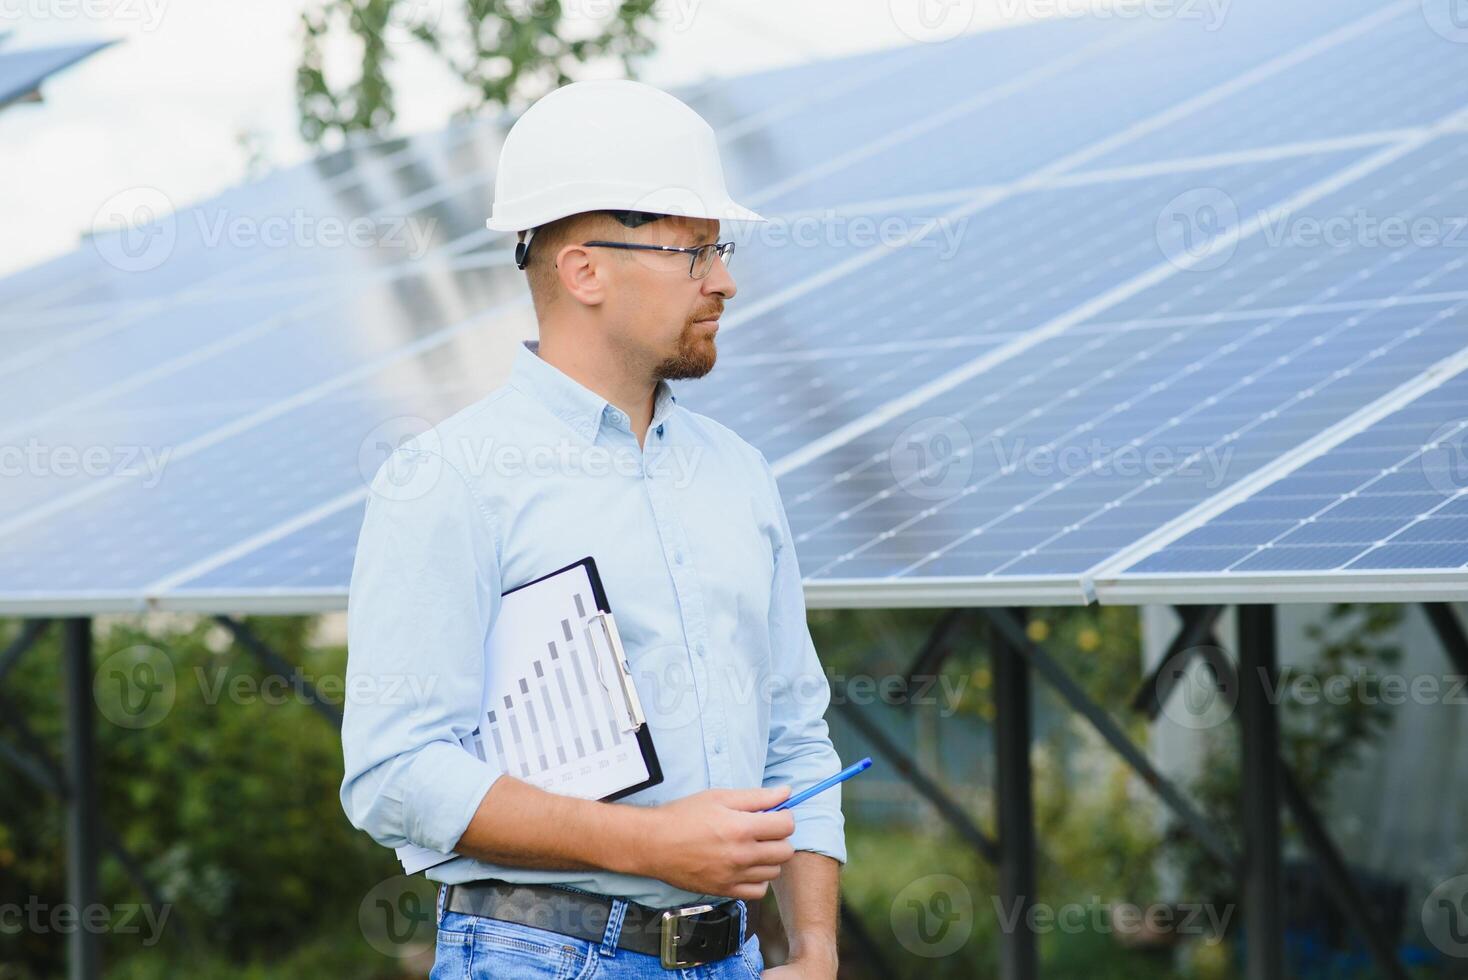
[765,757,872,811]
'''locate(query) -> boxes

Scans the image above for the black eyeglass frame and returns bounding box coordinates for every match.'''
[580,240,736,279]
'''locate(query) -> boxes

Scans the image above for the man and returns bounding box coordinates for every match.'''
[342,79,845,978]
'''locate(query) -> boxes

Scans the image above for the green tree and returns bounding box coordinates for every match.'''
[297,0,660,147]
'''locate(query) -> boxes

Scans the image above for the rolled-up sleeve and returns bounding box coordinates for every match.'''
[757,451,848,865]
[341,447,504,855]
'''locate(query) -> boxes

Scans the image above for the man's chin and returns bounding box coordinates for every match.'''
[655,336,716,381]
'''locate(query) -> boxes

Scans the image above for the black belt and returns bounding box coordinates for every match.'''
[443,879,758,970]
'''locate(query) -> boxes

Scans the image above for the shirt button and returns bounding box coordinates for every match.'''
[695,643,705,656]
[673,550,683,565]
[656,424,664,437]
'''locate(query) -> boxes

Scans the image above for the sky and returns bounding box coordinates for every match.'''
[0,1,1050,280]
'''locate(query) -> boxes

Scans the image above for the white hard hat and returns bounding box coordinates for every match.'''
[485,79,765,266]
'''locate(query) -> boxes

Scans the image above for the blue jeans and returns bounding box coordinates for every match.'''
[429,885,765,979]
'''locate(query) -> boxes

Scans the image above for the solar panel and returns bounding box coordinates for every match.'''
[1095,359,1468,601]
[2,0,1465,613]
[0,39,114,109]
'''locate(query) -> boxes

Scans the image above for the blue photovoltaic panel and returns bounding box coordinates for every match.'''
[750,0,1400,214]
[1,0,1465,611]
[750,126,1468,584]
[1093,135,1468,325]
[169,503,369,599]
[1122,369,1468,574]
[768,302,1468,582]
[689,147,1366,461]
[1085,5,1468,169]
[0,39,113,108]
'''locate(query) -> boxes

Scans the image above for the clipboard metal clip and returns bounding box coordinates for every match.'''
[584,611,645,732]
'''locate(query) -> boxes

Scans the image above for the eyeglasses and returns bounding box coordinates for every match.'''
[580,240,736,280]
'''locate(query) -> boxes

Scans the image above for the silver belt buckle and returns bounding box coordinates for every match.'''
[659,903,716,969]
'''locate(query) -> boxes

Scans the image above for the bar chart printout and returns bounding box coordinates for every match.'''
[394,557,659,875]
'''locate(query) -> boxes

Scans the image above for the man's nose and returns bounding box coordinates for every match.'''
[703,253,736,299]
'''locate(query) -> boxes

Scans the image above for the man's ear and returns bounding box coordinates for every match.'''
[554,242,607,308]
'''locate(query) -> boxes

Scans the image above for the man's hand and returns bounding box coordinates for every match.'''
[640,786,798,900]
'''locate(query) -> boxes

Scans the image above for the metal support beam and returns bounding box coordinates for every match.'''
[61,617,101,980]
[992,608,1038,980]
[1236,604,1283,980]
[1129,606,1225,719]
[213,615,342,728]
[1207,656,1409,980]
[1278,765,1408,980]
[0,690,186,945]
[831,697,999,864]
[983,608,1239,871]
[0,618,50,687]
[902,609,972,684]
[1423,602,1468,676]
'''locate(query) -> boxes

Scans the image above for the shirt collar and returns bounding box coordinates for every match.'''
[509,339,678,444]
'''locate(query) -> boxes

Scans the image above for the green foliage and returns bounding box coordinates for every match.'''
[297,0,660,147]
[0,616,403,979]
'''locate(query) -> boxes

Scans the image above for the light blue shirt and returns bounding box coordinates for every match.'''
[341,339,846,907]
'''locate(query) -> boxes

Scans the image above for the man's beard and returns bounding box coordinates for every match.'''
[652,318,717,380]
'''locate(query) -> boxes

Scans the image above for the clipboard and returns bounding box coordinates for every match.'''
[395,555,662,875]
